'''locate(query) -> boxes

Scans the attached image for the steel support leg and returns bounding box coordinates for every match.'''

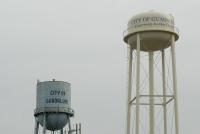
[79,123,81,134]
[171,35,179,134]
[135,33,141,134]
[34,119,39,134]
[43,114,46,134]
[68,117,72,134]
[126,43,133,134]
[149,51,155,134]
[162,50,168,134]
[61,128,63,134]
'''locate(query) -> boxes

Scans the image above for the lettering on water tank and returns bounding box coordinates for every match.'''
[129,16,174,29]
[130,17,172,25]
[50,90,66,96]
[45,98,68,104]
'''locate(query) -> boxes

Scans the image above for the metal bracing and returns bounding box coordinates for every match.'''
[130,95,174,106]
[124,33,180,134]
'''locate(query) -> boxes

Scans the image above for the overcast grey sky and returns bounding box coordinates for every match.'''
[0,0,199,134]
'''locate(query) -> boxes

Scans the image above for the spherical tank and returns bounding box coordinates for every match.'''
[123,11,179,51]
[34,80,74,131]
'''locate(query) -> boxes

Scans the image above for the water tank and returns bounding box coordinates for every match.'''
[123,11,179,51]
[34,80,74,131]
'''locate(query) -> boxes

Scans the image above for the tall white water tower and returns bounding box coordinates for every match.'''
[123,11,180,134]
[34,79,74,134]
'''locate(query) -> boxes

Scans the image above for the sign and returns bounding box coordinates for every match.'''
[128,16,174,29]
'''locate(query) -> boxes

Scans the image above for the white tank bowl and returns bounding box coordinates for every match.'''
[123,11,179,51]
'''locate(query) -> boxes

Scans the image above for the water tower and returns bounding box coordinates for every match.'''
[123,11,180,134]
[34,79,74,134]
